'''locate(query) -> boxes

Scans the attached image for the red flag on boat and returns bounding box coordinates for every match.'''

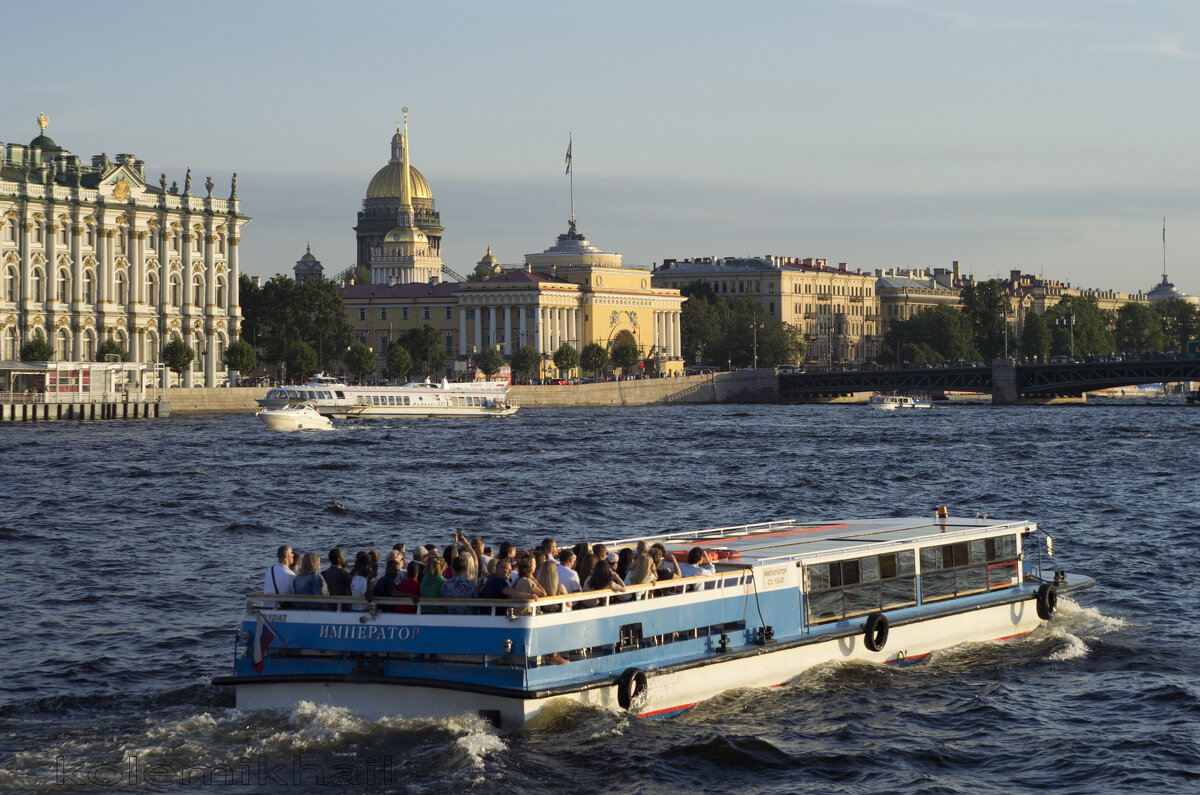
[252,613,274,674]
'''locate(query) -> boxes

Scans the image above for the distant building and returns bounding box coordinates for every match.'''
[0,115,250,386]
[341,119,683,378]
[653,255,880,364]
[874,264,962,334]
[293,244,323,283]
[1146,272,1198,307]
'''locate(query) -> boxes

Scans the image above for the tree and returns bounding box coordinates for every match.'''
[385,342,413,382]
[1114,302,1168,355]
[610,341,641,374]
[552,343,579,376]
[283,340,318,382]
[350,265,371,285]
[239,274,354,374]
[680,281,723,367]
[20,337,54,362]
[882,304,975,365]
[162,339,194,378]
[1154,297,1200,352]
[1045,296,1113,357]
[959,281,1010,361]
[580,342,609,378]
[511,345,541,381]
[476,345,504,377]
[95,339,129,362]
[223,339,257,376]
[397,324,445,379]
[343,341,376,383]
[1019,312,1051,361]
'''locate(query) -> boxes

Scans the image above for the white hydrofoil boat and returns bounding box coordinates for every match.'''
[257,374,517,419]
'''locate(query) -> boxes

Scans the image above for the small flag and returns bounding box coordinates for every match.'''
[565,139,572,174]
[252,613,274,674]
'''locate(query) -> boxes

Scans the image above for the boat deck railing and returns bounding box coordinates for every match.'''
[245,568,751,619]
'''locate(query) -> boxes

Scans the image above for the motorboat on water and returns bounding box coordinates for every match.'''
[256,401,334,431]
[215,511,1092,729]
[869,393,933,410]
[256,374,517,418]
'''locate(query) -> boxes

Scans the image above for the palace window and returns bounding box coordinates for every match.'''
[31,267,44,301]
[114,271,127,305]
[358,308,365,321]
[3,267,14,301]
[380,309,387,321]
[445,308,452,320]
[402,308,409,320]
[169,275,180,306]
[424,308,430,320]
[57,269,70,302]
[83,270,95,303]
[215,278,226,309]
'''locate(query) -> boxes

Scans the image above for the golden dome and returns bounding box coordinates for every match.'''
[366,162,432,200]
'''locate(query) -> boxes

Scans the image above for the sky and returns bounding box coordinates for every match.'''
[7,0,1199,296]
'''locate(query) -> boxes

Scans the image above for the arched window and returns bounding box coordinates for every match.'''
[3,219,15,243]
[193,274,205,305]
[34,223,44,244]
[2,327,16,359]
[146,270,159,305]
[169,274,181,306]
[57,268,70,302]
[145,329,159,363]
[31,267,44,301]
[215,277,226,309]
[115,270,128,305]
[81,329,96,361]
[82,269,95,303]
[58,225,69,246]
[55,328,70,360]
[3,267,14,302]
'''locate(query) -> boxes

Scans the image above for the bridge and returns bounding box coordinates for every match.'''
[778,359,1200,404]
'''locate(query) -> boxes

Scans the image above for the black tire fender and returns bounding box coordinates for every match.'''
[616,667,648,712]
[1036,583,1058,620]
[864,612,889,652]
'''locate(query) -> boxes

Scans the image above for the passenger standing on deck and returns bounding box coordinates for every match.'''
[557,549,582,594]
[420,557,448,614]
[322,548,352,596]
[264,546,296,606]
[441,556,479,614]
[349,551,375,611]
[395,561,421,613]
[294,553,330,602]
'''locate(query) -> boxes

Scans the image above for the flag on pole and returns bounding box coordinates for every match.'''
[565,139,572,174]
[252,613,274,674]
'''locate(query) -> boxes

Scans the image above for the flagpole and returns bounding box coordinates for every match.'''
[569,132,575,226]
[1163,216,1167,278]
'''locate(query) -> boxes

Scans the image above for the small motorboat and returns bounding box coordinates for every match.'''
[256,401,334,431]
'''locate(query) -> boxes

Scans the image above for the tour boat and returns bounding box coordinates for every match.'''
[214,512,1092,728]
[869,394,933,410]
[256,374,517,418]
[255,401,334,431]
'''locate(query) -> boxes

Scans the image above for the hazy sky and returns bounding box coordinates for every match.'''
[8,0,1199,296]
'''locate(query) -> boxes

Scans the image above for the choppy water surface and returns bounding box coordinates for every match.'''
[0,401,1197,793]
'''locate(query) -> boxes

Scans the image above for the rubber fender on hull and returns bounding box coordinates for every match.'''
[864,612,889,652]
[1036,583,1058,620]
[616,667,648,712]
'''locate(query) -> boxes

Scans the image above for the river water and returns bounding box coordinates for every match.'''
[0,400,1196,793]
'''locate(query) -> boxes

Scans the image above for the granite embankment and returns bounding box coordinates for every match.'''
[164,370,781,414]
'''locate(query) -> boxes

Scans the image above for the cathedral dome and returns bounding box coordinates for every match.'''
[366,162,432,200]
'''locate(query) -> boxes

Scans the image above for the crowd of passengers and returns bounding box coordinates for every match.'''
[263,533,719,614]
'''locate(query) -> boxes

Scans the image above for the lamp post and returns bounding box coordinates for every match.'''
[751,321,763,370]
[1056,312,1075,360]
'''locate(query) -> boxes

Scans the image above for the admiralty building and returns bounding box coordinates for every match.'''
[0,117,250,386]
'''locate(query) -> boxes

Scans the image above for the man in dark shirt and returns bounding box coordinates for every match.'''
[479,560,536,601]
[322,547,353,596]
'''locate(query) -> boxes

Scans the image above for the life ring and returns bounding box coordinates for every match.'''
[1035,584,1058,620]
[616,667,648,712]
[864,612,889,652]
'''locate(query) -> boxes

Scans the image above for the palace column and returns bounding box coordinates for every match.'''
[533,304,542,354]
[488,302,497,350]
[70,223,83,360]
[132,229,145,307]
[45,223,58,307]
[181,232,193,309]
[19,221,31,304]
[458,307,467,356]
[204,232,216,387]
[673,311,681,358]
[574,307,582,350]
[503,306,512,356]
[473,302,482,355]
[515,306,525,350]
[228,231,241,322]
[99,229,113,305]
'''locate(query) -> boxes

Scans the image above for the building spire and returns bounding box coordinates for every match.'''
[399,106,412,214]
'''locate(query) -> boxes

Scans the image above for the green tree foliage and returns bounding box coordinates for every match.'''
[1114,302,1168,354]
[162,339,194,376]
[552,343,579,375]
[681,293,803,369]
[882,304,976,365]
[958,281,1010,361]
[20,337,54,362]
[223,339,257,375]
[1019,312,1051,361]
[679,281,724,366]
[1153,297,1200,352]
[476,345,504,377]
[1045,296,1114,357]
[343,341,376,382]
[579,342,609,378]
[283,340,318,382]
[510,345,541,381]
[396,324,447,379]
[610,341,641,374]
[95,339,129,362]
[238,274,354,373]
[351,265,371,285]
[385,342,413,382]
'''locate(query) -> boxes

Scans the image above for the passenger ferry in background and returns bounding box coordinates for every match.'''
[868,393,933,410]
[256,374,516,418]
[215,510,1092,728]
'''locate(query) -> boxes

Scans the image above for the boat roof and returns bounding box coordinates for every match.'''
[611,516,1034,566]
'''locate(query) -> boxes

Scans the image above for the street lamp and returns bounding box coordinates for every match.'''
[751,321,763,370]
[1056,312,1075,360]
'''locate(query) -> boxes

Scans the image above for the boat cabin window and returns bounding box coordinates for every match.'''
[807,550,916,624]
[919,535,1019,602]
